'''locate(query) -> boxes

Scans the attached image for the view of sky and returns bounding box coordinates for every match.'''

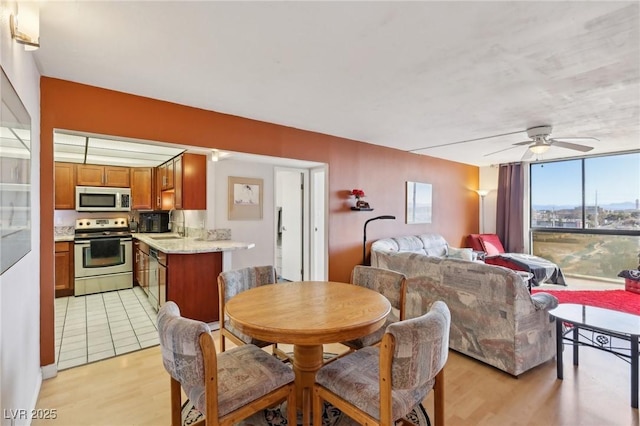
[531,153,640,207]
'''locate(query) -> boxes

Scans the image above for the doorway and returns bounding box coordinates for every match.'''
[274,165,327,282]
[275,168,305,281]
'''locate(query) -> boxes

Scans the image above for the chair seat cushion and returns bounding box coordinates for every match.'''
[187,344,294,417]
[224,320,274,347]
[315,347,432,420]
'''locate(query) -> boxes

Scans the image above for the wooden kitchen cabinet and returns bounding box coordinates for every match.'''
[54,162,76,210]
[134,240,150,295]
[159,160,174,190]
[157,251,167,310]
[154,165,163,210]
[165,251,221,322]
[76,164,130,187]
[55,241,74,298]
[173,153,206,210]
[173,155,183,208]
[130,167,154,210]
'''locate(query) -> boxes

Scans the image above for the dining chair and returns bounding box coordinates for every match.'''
[341,265,407,350]
[218,265,290,361]
[314,300,450,426]
[157,301,297,426]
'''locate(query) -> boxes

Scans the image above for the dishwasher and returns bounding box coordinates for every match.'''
[148,247,160,311]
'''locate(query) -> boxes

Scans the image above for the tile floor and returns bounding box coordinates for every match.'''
[55,286,159,371]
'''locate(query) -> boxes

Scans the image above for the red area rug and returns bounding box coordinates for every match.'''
[532,289,640,316]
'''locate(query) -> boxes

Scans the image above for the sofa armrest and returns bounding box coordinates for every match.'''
[530,292,559,311]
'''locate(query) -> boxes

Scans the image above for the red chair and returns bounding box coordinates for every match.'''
[467,233,506,256]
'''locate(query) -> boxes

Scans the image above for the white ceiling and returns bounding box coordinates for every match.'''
[33,1,640,167]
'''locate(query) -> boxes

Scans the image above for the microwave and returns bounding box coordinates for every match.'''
[76,186,131,212]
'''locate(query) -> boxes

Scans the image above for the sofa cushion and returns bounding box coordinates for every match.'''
[371,238,400,252]
[446,247,473,261]
[417,234,448,257]
[478,234,506,256]
[394,236,428,255]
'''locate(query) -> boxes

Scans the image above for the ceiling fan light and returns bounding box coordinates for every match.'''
[529,144,550,155]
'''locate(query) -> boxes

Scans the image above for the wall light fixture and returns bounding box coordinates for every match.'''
[475,189,489,233]
[10,3,40,51]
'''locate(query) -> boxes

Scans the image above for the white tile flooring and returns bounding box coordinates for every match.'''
[55,286,159,371]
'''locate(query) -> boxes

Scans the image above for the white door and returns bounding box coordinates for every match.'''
[310,167,326,280]
[277,169,303,281]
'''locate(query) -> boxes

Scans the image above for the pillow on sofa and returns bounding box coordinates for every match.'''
[447,247,474,261]
[478,234,506,256]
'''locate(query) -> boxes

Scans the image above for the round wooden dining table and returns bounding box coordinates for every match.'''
[225,281,391,425]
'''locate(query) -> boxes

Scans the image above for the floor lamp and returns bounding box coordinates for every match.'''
[475,189,489,233]
[362,215,396,265]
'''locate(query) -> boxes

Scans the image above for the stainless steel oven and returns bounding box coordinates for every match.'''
[74,218,133,296]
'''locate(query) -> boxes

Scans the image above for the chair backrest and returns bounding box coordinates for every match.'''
[466,234,484,251]
[219,265,277,302]
[351,265,407,317]
[157,301,212,388]
[468,233,506,256]
[385,300,450,390]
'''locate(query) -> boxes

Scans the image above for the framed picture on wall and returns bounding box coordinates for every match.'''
[406,181,432,224]
[228,176,263,220]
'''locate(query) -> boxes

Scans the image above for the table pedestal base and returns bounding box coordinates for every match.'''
[293,344,324,426]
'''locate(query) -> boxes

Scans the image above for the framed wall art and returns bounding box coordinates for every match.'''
[406,181,432,224]
[228,176,263,220]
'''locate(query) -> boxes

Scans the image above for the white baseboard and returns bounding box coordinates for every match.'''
[41,363,57,380]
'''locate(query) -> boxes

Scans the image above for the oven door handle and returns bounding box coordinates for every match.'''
[75,237,132,246]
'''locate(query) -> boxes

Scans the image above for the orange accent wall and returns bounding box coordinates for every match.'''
[40,77,478,366]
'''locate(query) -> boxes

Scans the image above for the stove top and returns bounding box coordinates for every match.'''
[75,217,131,240]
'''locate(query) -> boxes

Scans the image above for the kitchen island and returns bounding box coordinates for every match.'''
[133,233,254,322]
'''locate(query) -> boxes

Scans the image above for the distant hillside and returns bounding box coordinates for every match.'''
[533,202,638,211]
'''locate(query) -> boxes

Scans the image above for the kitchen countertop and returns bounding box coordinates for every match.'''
[54,226,75,242]
[132,233,255,254]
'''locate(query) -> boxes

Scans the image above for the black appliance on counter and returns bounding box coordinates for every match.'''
[139,211,170,233]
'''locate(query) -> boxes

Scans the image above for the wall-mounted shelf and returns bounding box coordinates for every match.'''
[351,207,373,211]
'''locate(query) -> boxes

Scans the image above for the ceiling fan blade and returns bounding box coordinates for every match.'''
[484,145,521,157]
[550,136,599,143]
[512,140,534,146]
[551,140,594,152]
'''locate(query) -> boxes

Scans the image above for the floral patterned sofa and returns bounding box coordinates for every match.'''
[371,233,558,376]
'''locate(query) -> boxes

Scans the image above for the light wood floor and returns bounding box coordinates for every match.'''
[35,277,639,426]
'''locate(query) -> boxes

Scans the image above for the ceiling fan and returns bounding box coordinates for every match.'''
[485,126,598,160]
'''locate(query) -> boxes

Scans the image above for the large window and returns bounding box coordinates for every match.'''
[530,152,640,281]
[531,152,640,231]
